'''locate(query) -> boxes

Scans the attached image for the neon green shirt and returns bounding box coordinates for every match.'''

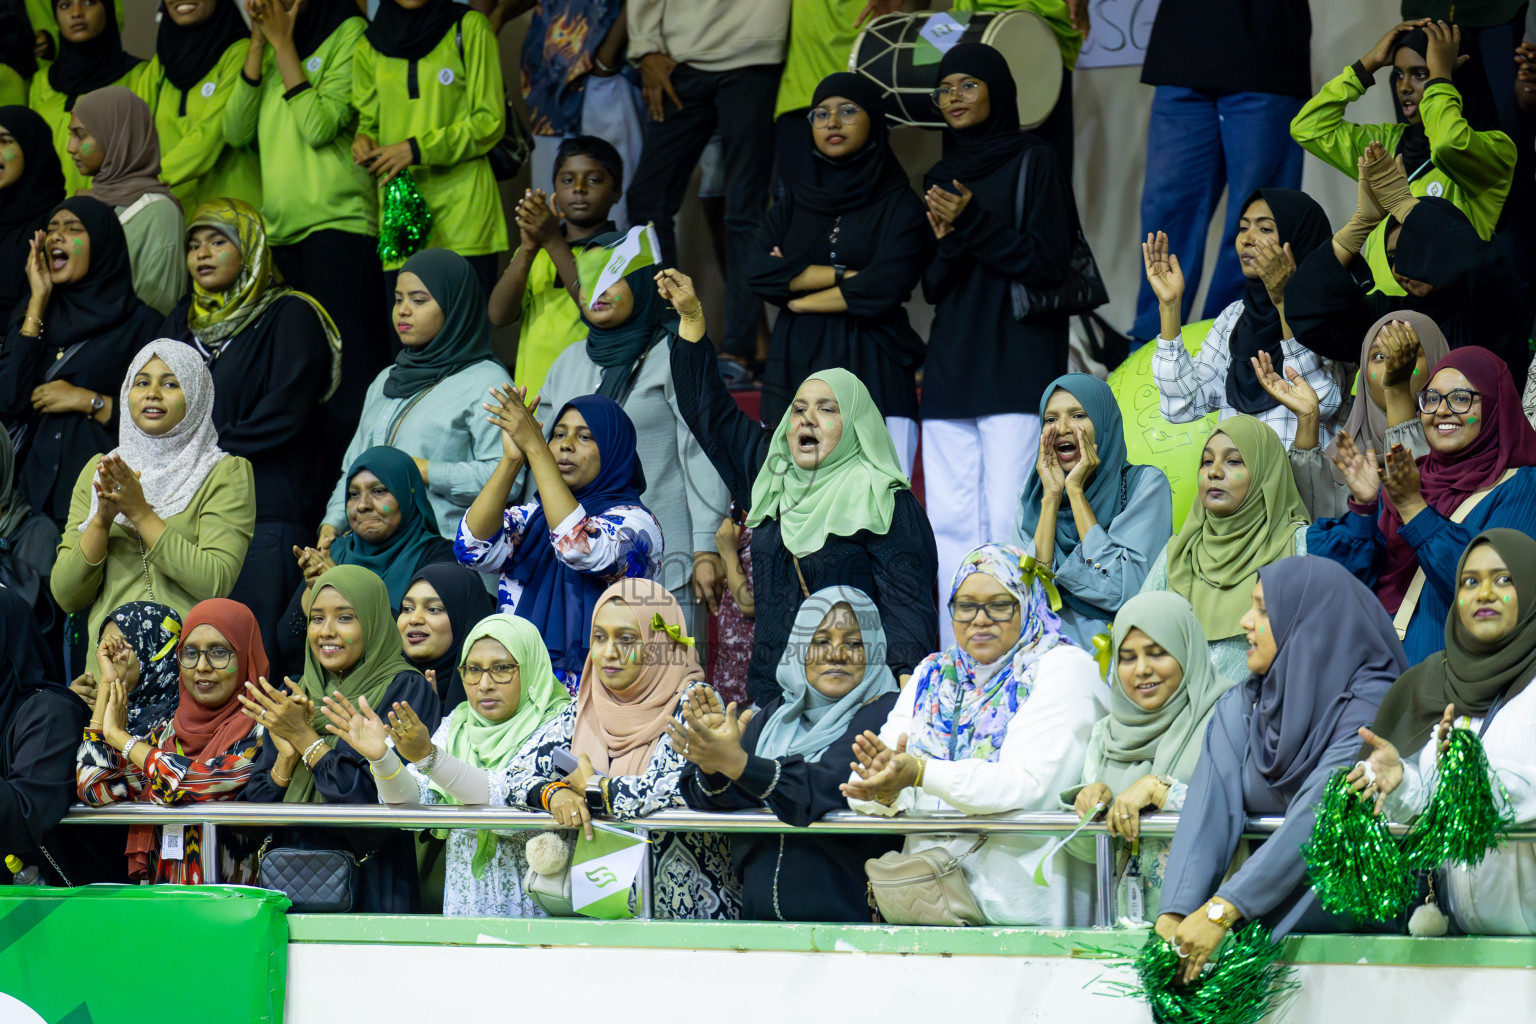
[513,246,587,399]
[0,65,26,107]
[29,58,142,195]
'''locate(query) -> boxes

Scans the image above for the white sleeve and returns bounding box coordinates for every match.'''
[846,672,920,817]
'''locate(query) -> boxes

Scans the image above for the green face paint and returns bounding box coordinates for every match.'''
[343,636,357,644]
[80,142,91,154]
[72,239,82,250]
[1413,367,1422,375]
[1370,372,1378,380]
[1504,595,1512,603]
[0,147,17,161]
[1459,599,1466,606]
[1466,416,1479,425]
[378,505,392,515]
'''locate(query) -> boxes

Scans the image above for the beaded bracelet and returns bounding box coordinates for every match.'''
[540,780,573,812]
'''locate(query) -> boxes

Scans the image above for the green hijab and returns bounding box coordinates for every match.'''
[441,613,571,876]
[1081,592,1239,794]
[284,565,418,804]
[747,368,910,557]
[383,248,496,400]
[1165,415,1309,640]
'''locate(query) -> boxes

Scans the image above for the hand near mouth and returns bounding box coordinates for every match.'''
[1062,425,1099,494]
[23,230,54,307]
[1035,424,1067,498]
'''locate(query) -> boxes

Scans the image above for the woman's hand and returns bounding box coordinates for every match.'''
[1171,908,1232,985]
[1434,702,1458,759]
[100,679,131,750]
[320,692,390,762]
[841,731,921,804]
[351,132,378,166]
[924,181,972,227]
[238,677,315,747]
[1250,237,1296,307]
[249,0,300,44]
[548,786,593,840]
[664,688,754,779]
[1074,782,1112,820]
[70,672,98,708]
[1353,142,1389,225]
[925,209,953,240]
[516,189,561,246]
[291,544,335,584]
[654,268,701,319]
[1348,725,1410,814]
[1377,320,1422,388]
[1108,774,1166,841]
[691,551,725,616]
[1250,351,1320,420]
[1063,425,1099,497]
[483,383,543,460]
[23,231,52,309]
[386,701,434,763]
[1330,431,1383,505]
[96,632,132,689]
[1362,19,1430,73]
[29,381,94,415]
[1381,443,1424,513]
[1036,424,1067,499]
[715,516,742,559]
[1142,231,1185,308]
[1154,913,1183,943]
[95,455,149,522]
[316,523,337,554]
[1423,20,1467,82]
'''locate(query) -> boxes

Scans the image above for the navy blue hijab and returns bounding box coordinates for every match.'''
[505,395,649,675]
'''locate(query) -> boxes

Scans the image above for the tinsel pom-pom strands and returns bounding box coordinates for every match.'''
[378,173,434,264]
[1301,769,1416,922]
[1128,923,1292,1024]
[1404,726,1514,871]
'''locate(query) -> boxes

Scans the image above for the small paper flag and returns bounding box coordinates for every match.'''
[912,12,970,66]
[577,223,661,309]
[570,827,647,919]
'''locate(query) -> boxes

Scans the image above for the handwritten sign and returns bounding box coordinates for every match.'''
[1077,0,1163,70]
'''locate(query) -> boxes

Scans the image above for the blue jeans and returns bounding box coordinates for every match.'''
[1131,87,1305,340]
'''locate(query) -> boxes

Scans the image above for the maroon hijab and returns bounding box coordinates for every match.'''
[1377,347,1536,611]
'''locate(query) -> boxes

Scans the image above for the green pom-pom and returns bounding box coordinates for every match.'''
[1404,726,1513,870]
[378,172,433,265]
[1124,922,1292,1024]
[1301,768,1415,922]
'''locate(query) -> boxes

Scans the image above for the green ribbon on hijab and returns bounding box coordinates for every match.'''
[1079,592,1239,795]
[1165,415,1309,640]
[747,368,910,558]
[284,565,418,804]
[439,613,571,877]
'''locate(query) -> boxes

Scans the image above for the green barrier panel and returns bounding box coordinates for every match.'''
[1106,320,1218,529]
[0,885,290,1023]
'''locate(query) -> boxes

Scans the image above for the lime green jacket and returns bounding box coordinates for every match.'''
[1291,65,1515,295]
[352,11,508,267]
[133,41,262,213]
[0,65,26,106]
[29,60,142,195]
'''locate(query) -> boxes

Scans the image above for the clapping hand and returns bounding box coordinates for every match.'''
[1354,142,1390,225]
[95,455,148,521]
[483,383,542,461]
[841,730,920,804]
[1376,319,1423,388]
[291,544,335,583]
[1250,350,1320,420]
[386,701,434,763]
[100,679,131,750]
[321,693,390,762]
[515,189,561,247]
[663,688,753,778]
[1330,431,1383,505]
[1381,443,1423,510]
[924,181,972,238]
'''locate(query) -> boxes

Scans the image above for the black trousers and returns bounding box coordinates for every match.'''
[626,62,780,360]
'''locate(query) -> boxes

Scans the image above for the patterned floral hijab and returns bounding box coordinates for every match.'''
[906,544,1073,763]
[106,601,184,734]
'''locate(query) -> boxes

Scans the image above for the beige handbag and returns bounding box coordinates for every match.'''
[1390,469,1516,639]
[865,836,987,926]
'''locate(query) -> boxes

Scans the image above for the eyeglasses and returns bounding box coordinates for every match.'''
[948,598,1020,624]
[930,80,981,107]
[1417,388,1482,415]
[462,664,519,684]
[808,102,864,127]
[178,646,234,669]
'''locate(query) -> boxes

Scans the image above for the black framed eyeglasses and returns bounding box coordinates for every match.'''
[948,598,1020,624]
[178,646,235,669]
[808,102,864,127]
[462,663,520,684]
[1417,388,1482,415]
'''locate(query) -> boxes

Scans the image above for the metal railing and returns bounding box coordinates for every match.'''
[57,804,1536,926]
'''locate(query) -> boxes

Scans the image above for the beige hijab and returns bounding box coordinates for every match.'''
[72,86,177,210]
[569,578,704,777]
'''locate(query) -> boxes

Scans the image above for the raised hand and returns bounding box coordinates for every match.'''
[1376,319,1423,388]
[1381,443,1424,511]
[1354,142,1390,225]
[1142,231,1184,307]
[23,230,52,308]
[1423,20,1467,81]
[515,189,561,246]
[321,693,390,762]
[654,268,701,318]
[483,383,542,460]
[1250,236,1297,306]
[1330,431,1383,505]
[1362,19,1430,73]
[1036,424,1067,499]
[1348,726,1406,814]
[1250,351,1320,420]
[1063,424,1100,495]
[386,701,434,763]
[924,181,972,227]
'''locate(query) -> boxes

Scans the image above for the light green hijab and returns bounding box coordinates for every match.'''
[285,565,417,804]
[1164,415,1309,640]
[747,368,910,558]
[1079,592,1239,794]
[441,613,571,876]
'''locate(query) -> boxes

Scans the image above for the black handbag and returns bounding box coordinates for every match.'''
[1008,146,1108,321]
[456,20,532,181]
[257,843,360,913]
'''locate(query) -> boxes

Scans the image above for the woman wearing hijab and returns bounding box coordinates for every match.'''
[1146,187,1348,449]
[679,586,902,922]
[229,0,385,482]
[1065,592,1239,922]
[0,106,65,313]
[52,340,256,679]
[919,43,1079,581]
[1014,373,1174,648]
[69,86,186,314]
[278,445,456,675]
[537,258,729,639]
[1141,415,1311,681]
[1356,530,1536,935]
[505,578,739,920]
[132,0,259,212]
[0,8,36,106]
[1155,557,1405,979]
[670,329,939,705]
[158,198,339,650]
[77,597,265,884]
[747,72,929,468]
[0,196,161,530]
[80,601,185,739]
[351,0,507,291]
[29,0,139,195]
[1292,19,1513,290]
[1311,346,1536,665]
[244,564,442,913]
[1,587,124,886]
[460,392,663,692]
[845,543,1107,927]
[320,248,506,545]
[1267,312,1444,520]
[397,561,493,712]
[328,611,570,916]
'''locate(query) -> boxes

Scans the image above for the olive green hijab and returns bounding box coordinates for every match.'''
[284,565,417,804]
[747,368,909,557]
[1165,415,1309,640]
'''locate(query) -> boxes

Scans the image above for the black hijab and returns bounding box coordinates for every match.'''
[1390,195,1480,290]
[293,0,359,59]
[47,0,140,106]
[0,585,58,729]
[579,230,676,404]
[405,562,493,712]
[1391,27,1500,180]
[791,73,909,216]
[1223,188,1333,415]
[365,0,463,62]
[0,107,65,314]
[1247,557,1405,792]
[155,0,249,93]
[25,196,146,344]
[928,42,1030,183]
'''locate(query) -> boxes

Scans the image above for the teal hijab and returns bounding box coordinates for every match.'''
[384,248,496,399]
[756,586,899,762]
[328,446,444,608]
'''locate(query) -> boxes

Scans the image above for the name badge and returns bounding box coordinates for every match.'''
[438,68,455,86]
[200,82,216,98]
[161,824,185,861]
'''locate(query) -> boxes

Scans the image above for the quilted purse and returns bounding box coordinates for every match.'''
[864,836,987,926]
[258,845,359,913]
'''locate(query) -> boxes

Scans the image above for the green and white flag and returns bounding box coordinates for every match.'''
[578,223,661,309]
[913,11,970,65]
[571,827,648,919]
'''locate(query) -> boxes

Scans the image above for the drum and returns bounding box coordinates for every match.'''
[849,10,1062,129]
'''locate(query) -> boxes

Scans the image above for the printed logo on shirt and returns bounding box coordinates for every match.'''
[1426,181,1444,198]
[201,82,216,98]
[438,67,455,86]
[307,56,323,73]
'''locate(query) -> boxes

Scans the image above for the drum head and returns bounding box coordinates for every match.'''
[982,11,1063,130]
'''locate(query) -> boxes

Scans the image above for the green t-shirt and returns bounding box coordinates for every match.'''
[0,64,26,107]
[29,59,142,195]
[514,246,587,399]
